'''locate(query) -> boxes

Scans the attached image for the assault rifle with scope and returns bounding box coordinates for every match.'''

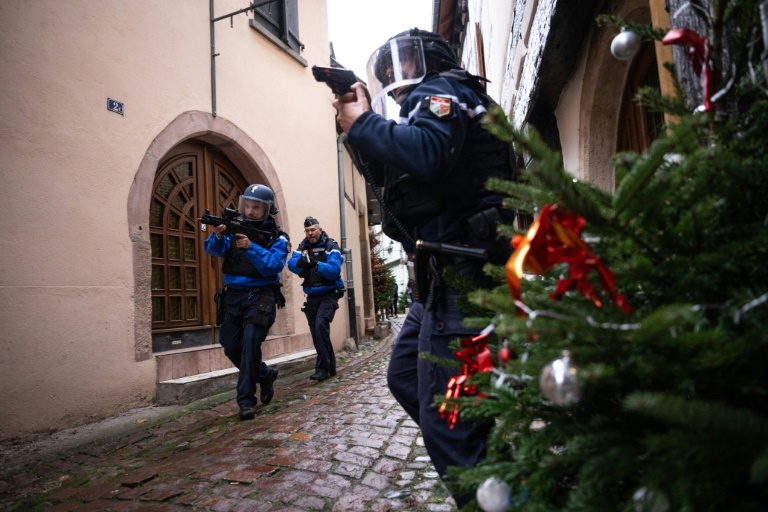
[200,208,277,243]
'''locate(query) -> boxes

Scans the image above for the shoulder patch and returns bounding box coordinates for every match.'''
[428,96,451,118]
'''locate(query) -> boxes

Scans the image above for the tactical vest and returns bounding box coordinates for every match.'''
[381,70,517,243]
[299,241,339,289]
[221,220,286,280]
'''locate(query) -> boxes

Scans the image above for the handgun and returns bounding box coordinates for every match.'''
[311,65,360,95]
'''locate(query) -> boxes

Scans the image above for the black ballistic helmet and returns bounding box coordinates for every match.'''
[240,184,279,217]
[372,28,459,85]
[368,28,460,112]
[391,28,459,72]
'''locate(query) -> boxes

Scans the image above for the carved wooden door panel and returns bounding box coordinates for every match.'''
[150,143,247,352]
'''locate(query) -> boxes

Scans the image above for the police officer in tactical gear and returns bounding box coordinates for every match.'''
[333,28,516,507]
[203,184,289,420]
[287,216,345,382]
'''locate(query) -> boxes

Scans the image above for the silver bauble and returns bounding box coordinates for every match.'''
[633,487,670,512]
[611,28,641,60]
[476,477,511,512]
[539,350,580,405]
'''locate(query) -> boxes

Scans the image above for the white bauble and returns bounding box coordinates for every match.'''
[611,29,641,60]
[476,477,511,512]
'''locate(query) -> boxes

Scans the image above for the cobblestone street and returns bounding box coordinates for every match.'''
[0,318,458,511]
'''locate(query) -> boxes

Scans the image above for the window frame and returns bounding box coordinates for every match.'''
[250,0,304,59]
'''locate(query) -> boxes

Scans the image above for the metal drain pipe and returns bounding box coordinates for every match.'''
[337,133,359,346]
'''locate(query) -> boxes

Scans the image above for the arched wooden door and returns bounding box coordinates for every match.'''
[616,42,665,161]
[150,142,248,352]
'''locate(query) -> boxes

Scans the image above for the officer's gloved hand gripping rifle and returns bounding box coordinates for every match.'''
[200,208,279,247]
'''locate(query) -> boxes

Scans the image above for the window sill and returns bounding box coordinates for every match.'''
[249,20,307,67]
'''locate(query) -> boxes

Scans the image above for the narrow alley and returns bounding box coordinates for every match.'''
[0,318,457,511]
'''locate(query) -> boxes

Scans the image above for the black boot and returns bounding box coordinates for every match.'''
[309,370,330,381]
[260,368,279,405]
[239,404,256,421]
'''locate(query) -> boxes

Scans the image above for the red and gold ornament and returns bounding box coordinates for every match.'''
[662,28,712,112]
[439,333,494,428]
[505,204,631,315]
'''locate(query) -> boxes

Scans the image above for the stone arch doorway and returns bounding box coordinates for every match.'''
[579,1,653,192]
[128,111,294,362]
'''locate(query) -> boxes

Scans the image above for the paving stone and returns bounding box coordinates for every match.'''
[253,485,299,503]
[348,445,381,459]
[71,480,126,502]
[223,469,264,484]
[293,495,328,509]
[333,450,372,467]
[120,468,159,487]
[0,321,459,511]
[293,458,333,472]
[373,458,403,476]
[140,483,185,502]
[384,442,411,460]
[211,481,258,499]
[348,435,385,449]
[264,455,297,467]
[231,498,273,512]
[175,491,210,506]
[361,471,390,490]
[248,439,284,449]
[333,462,366,479]
[332,492,376,511]
[194,494,239,511]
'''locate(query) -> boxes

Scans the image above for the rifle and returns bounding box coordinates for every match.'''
[311,65,360,95]
[200,208,277,245]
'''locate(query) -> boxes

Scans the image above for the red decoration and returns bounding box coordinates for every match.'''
[662,28,712,111]
[439,333,493,428]
[505,204,632,315]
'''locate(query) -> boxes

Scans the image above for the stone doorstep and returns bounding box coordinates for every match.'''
[155,349,317,406]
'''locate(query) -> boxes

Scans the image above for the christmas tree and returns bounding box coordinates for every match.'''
[445,2,768,510]
[370,233,397,321]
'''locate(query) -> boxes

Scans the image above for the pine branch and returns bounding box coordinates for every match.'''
[624,392,768,438]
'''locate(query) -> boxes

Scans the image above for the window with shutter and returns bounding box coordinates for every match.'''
[253,0,303,54]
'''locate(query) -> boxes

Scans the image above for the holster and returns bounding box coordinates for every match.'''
[464,207,513,264]
[251,292,275,327]
[213,287,226,326]
[408,252,435,305]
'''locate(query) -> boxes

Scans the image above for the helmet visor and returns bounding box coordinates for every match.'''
[366,36,427,115]
[238,196,271,221]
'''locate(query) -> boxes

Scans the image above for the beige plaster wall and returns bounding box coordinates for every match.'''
[466,0,515,104]
[0,0,347,441]
[556,46,588,179]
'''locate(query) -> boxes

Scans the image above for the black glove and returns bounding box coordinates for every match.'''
[307,258,318,269]
[296,257,307,269]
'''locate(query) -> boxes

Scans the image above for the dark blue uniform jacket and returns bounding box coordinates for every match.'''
[287,231,345,296]
[347,72,512,250]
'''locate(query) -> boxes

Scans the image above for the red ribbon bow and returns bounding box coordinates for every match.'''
[505,204,632,315]
[662,28,712,111]
[439,333,493,428]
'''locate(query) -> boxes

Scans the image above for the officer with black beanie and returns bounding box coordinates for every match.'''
[287,216,345,381]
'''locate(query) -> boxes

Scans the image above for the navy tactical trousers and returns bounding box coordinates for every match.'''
[386,290,493,506]
[304,292,339,374]
[219,288,275,407]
